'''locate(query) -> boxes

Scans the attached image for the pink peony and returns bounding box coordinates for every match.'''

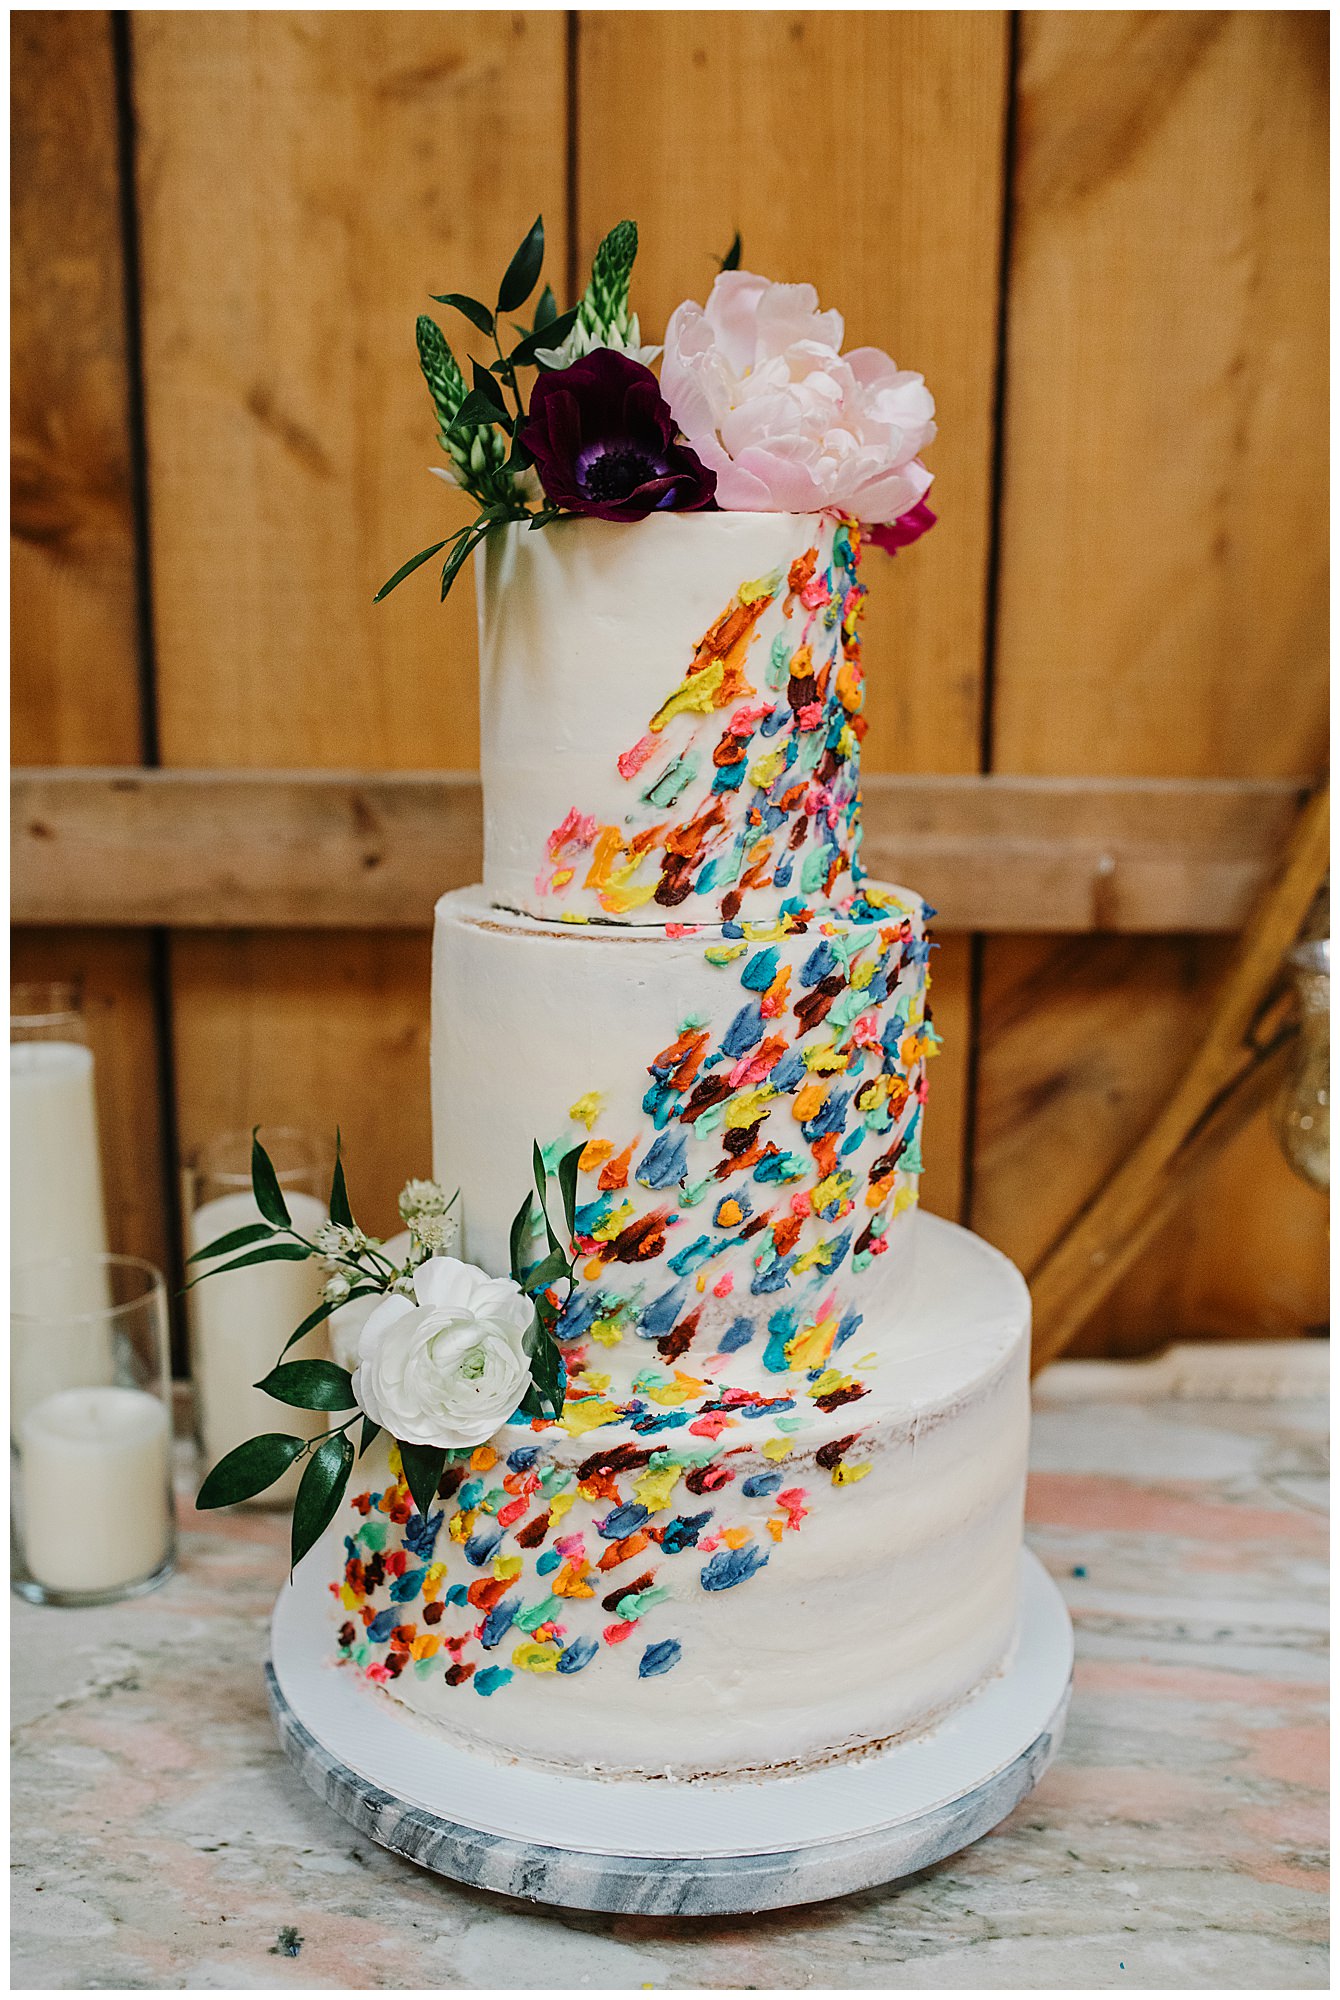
[660,271,936,523]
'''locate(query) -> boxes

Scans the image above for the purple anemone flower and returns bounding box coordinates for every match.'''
[520,351,716,521]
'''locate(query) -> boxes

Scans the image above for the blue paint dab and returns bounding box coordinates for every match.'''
[701,1544,770,1591]
[598,1502,650,1540]
[834,1307,863,1350]
[668,1233,714,1276]
[641,1284,686,1336]
[637,1129,688,1190]
[536,1548,561,1575]
[390,1565,427,1602]
[366,1607,398,1643]
[751,1253,796,1296]
[464,1523,503,1567]
[769,1049,808,1092]
[639,1639,683,1679]
[474,1666,513,1696]
[801,940,836,986]
[507,1444,540,1473]
[722,1002,764,1057]
[741,947,780,992]
[719,1316,754,1353]
[742,1471,783,1498]
[661,1510,712,1553]
[480,1593,521,1649]
[556,1636,599,1675]
[404,1510,443,1560]
[444,1584,468,1607]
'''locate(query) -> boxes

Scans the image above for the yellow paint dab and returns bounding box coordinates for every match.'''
[762,1437,793,1462]
[569,1091,604,1132]
[634,1463,683,1512]
[559,1398,620,1438]
[767,1518,785,1542]
[493,1554,523,1582]
[549,1492,576,1523]
[579,1137,615,1172]
[449,1508,476,1544]
[410,1634,441,1662]
[722,1526,752,1551]
[512,1641,561,1673]
[786,1316,838,1371]
[470,1444,498,1473]
[339,1583,361,1611]
[832,1461,872,1486]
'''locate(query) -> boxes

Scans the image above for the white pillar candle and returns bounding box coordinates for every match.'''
[20,1386,172,1595]
[11,1041,109,1264]
[187,1188,331,1503]
[10,1043,114,1420]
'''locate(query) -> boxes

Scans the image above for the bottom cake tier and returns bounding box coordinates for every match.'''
[322,1215,1030,1782]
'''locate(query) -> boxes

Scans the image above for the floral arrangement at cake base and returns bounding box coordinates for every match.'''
[193,1133,581,1567]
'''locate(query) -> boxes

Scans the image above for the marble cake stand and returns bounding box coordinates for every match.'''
[268,1548,1071,1916]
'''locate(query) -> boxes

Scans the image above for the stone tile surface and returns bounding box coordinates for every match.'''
[11,1393,1327,1989]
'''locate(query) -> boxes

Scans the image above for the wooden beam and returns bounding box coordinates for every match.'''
[1028,785,1331,1370]
[11,767,1314,934]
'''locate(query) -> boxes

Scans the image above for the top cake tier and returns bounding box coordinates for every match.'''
[477,511,868,926]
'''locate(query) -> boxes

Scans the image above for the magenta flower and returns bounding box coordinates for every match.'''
[867,499,937,557]
[520,351,716,521]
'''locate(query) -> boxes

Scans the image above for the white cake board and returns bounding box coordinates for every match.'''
[268,1547,1071,1915]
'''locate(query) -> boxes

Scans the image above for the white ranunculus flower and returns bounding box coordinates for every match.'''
[351,1254,533,1450]
[660,270,936,523]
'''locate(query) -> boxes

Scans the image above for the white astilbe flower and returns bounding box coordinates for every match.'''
[323,1270,352,1305]
[398,1178,450,1223]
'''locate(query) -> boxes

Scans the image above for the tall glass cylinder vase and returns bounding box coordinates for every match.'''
[12,1255,176,1606]
[185,1128,331,1505]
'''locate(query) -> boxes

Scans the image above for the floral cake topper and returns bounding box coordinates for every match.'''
[376,216,935,604]
[193,1132,580,1571]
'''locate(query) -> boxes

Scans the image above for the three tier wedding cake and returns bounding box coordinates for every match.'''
[196,220,1031,1786]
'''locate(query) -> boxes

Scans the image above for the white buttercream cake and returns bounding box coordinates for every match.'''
[325,513,1031,1779]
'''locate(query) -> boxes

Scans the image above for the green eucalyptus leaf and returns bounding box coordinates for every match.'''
[526,1317,565,1417]
[183,1241,314,1289]
[531,1140,562,1255]
[556,1143,584,1241]
[521,1244,569,1296]
[251,1129,291,1228]
[292,1432,355,1570]
[358,1415,381,1458]
[508,305,580,369]
[440,523,490,601]
[508,1190,534,1287]
[254,1359,357,1412]
[373,537,451,604]
[719,229,742,272]
[186,1220,275,1265]
[451,387,511,432]
[197,1432,308,1510]
[399,1442,447,1522]
[429,291,495,335]
[329,1132,354,1230]
[470,357,509,414]
[279,1290,376,1358]
[496,214,544,313]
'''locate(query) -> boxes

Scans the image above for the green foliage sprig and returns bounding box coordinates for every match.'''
[376,215,641,606]
[192,1130,579,1572]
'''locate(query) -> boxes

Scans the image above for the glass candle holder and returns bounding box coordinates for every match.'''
[12,1255,176,1606]
[11,980,109,1288]
[184,1127,331,1506]
[1276,939,1329,1192]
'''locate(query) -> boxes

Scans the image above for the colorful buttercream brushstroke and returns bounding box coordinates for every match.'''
[535,524,869,922]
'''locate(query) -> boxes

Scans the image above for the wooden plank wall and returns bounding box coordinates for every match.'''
[12,10,1329,1358]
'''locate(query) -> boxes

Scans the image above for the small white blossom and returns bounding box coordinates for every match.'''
[532,319,662,372]
[323,1270,352,1305]
[398,1178,450,1224]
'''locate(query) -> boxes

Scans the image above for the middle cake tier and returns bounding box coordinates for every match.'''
[432,884,937,1400]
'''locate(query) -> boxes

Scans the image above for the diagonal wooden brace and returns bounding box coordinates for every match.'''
[1028,786,1330,1373]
